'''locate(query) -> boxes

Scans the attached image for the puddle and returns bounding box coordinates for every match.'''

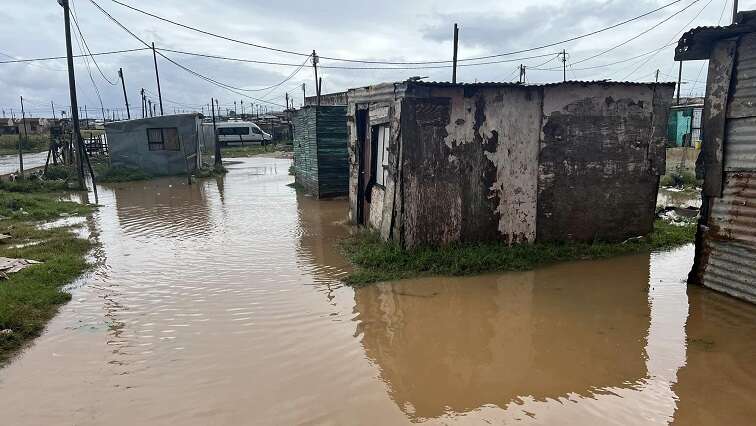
[0,157,754,425]
[657,187,702,209]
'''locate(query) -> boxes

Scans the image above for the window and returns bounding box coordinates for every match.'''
[374,124,390,186]
[218,127,250,136]
[147,127,180,151]
[250,126,262,135]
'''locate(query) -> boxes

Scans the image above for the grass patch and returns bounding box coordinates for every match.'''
[194,164,228,178]
[94,164,152,183]
[340,219,696,286]
[0,190,96,364]
[0,134,49,155]
[660,169,699,189]
[220,143,291,158]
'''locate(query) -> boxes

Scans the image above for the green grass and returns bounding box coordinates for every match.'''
[0,190,95,364]
[194,164,228,178]
[340,219,697,286]
[660,169,699,188]
[0,134,49,155]
[94,164,152,183]
[220,142,292,158]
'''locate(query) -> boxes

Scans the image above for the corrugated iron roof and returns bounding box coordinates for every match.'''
[676,10,756,61]
[407,80,675,88]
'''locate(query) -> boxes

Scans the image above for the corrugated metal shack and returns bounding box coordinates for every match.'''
[104,113,201,176]
[667,97,704,147]
[347,80,675,248]
[293,106,349,198]
[677,12,756,304]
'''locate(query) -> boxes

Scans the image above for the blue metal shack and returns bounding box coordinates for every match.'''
[293,106,348,198]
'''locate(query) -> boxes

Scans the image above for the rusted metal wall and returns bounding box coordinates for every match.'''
[695,34,756,303]
[538,83,673,242]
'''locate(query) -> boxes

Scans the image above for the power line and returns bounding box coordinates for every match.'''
[0,47,150,64]
[570,0,702,67]
[108,0,686,65]
[620,0,715,80]
[687,0,729,95]
[70,0,118,85]
[88,0,288,108]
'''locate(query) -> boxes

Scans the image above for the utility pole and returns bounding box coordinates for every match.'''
[234,100,237,116]
[519,64,526,83]
[148,100,153,118]
[19,96,26,178]
[211,97,221,167]
[312,50,321,106]
[655,69,660,83]
[733,0,739,24]
[285,93,289,111]
[452,23,459,84]
[141,88,146,118]
[58,0,84,189]
[302,83,306,105]
[560,49,568,82]
[241,100,244,116]
[676,60,683,105]
[118,68,130,119]
[151,42,164,116]
[51,101,57,120]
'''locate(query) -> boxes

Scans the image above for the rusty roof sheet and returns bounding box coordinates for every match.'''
[406,80,675,88]
[676,10,756,61]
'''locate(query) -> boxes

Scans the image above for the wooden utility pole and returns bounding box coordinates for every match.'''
[51,101,57,120]
[733,0,739,24]
[148,100,153,117]
[58,0,84,189]
[211,98,222,167]
[676,60,683,105]
[19,96,27,178]
[312,50,321,106]
[561,49,567,82]
[655,69,660,83]
[285,93,289,110]
[302,83,306,105]
[519,64,526,83]
[151,42,164,116]
[141,88,146,118]
[118,68,130,119]
[452,23,459,84]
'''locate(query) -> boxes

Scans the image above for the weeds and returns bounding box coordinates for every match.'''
[194,164,228,178]
[94,164,152,183]
[340,219,697,286]
[0,135,49,155]
[660,170,699,188]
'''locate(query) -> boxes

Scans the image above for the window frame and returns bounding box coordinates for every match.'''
[373,124,390,187]
[146,127,180,151]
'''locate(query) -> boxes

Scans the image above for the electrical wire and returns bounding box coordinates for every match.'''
[89,0,288,108]
[687,0,729,95]
[569,0,702,67]
[70,9,107,119]
[620,0,715,80]
[70,0,118,85]
[0,47,150,64]
[108,0,687,64]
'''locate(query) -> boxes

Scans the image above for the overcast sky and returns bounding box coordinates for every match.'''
[1,0,753,118]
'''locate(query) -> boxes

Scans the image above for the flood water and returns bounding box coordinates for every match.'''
[0,151,48,175]
[1,157,755,425]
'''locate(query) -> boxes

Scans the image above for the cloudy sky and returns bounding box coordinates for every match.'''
[0,0,753,118]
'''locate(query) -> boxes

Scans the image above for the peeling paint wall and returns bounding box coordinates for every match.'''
[348,81,673,248]
[538,83,673,242]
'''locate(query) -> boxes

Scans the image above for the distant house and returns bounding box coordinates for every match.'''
[347,80,675,248]
[293,106,348,198]
[667,97,704,147]
[104,114,202,176]
[677,11,756,303]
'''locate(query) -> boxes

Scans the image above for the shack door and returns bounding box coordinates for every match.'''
[355,109,370,224]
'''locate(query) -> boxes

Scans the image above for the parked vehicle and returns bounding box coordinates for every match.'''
[215,121,272,145]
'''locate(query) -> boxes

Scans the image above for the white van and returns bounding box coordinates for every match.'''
[215,121,272,145]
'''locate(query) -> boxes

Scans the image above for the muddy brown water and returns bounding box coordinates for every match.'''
[1,157,755,425]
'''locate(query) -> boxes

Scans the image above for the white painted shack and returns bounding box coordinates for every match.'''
[104,114,202,176]
[347,80,675,248]
[677,11,756,303]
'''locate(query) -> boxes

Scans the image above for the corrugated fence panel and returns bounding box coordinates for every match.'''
[703,172,756,303]
[703,239,756,303]
[728,33,756,119]
[724,117,756,170]
[710,172,756,244]
[316,106,349,197]
[293,108,319,195]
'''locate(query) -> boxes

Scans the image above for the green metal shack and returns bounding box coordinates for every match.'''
[293,106,348,198]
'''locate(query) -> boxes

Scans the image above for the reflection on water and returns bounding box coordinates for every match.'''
[0,157,754,425]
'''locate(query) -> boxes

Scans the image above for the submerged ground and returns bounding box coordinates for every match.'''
[0,157,754,425]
